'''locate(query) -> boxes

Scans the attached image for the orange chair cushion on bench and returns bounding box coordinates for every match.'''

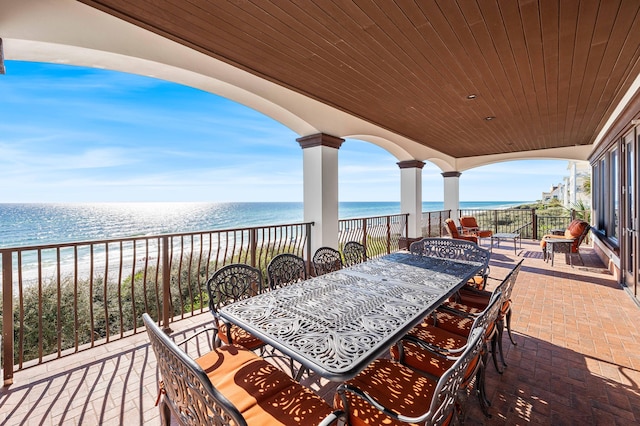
[540,219,589,253]
[196,345,334,426]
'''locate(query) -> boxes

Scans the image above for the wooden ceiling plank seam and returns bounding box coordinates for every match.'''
[316,0,490,140]
[518,0,552,149]
[182,2,404,121]
[497,0,545,148]
[457,0,533,148]
[569,0,622,141]
[556,0,581,144]
[162,0,398,114]
[475,0,538,147]
[436,0,525,130]
[391,1,488,101]
[560,0,599,146]
[576,1,640,141]
[412,0,498,102]
[407,0,520,150]
[520,3,551,147]
[305,1,441,101]
[539,0,561,148]
[345,2,461,105]
[357,1,498,130]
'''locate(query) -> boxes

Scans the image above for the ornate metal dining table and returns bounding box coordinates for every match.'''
[219,251,483,381]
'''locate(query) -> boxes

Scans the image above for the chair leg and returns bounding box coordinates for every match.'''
[476,354,492,418]
[491,332,504,374]
[496,318,507,371]
[159,398,172,426]
[506,308,517,346]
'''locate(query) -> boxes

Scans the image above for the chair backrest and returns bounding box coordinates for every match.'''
[206,264,263,315]
[342,241,367,267]
[459,216,479,229]
[444,218,461,238]
[573,221,591,252]
[313,246,343,276]
[267,253,307,289]
[469,289,503,338]
[423,327,485,425]
[142,313,247,426]
[410,237,490,278]
[491,259,523,310]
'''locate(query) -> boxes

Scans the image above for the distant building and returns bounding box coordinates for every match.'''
[541,161,591,208]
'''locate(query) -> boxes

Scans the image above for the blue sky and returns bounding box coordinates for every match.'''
[0,60,571,203]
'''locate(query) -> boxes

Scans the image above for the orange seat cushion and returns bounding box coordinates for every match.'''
[540,219,589,252]
[390,324,467,377]
[218,323,265,351]
[196,345,334,425]
[334,358,451,426]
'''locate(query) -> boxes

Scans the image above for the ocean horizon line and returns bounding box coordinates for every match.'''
[0,200,531,249]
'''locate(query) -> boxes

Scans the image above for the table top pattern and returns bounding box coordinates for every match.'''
[220,252,482,380]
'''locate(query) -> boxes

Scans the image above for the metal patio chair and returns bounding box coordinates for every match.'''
[143,313,343,426]
[312,246,343,276]
[206,263,265,350]
[336,327,485,425]
[267,253,307,289]
[342,241,367,267]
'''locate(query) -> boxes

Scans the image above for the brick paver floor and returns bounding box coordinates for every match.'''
[1,239,639,425]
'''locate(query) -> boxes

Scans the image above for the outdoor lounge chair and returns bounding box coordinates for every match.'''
[540,219,590,265]
[444,218,479,244]
[459,216,493,246]
[143,313,343,426]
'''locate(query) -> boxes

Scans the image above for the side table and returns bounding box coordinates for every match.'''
[543,237,574,266]
[490,232,521,255]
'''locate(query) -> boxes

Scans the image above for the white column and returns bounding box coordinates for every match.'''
[442,171,461,221]
[398,160,425,240]
[297,133,344,254]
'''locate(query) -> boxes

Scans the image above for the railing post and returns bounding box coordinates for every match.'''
[305,223,313,266]
[386,216,391,254]
[404,213,409,240]
[571,209,576,220]
[493,210,498,234]
[532,209,538,240]
[161,236,172,333]
[2,249,14,386]
[249,228,257,267]
[362,219,368,250]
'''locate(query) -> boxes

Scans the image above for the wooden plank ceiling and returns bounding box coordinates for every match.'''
[79,0,640,158]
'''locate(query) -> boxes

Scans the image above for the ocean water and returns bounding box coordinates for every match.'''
[0,201,527,249]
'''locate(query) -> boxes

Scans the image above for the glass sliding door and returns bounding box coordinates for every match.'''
[623,130,638,294]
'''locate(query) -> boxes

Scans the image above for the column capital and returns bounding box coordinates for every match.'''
[297,133,344,149]
[397,160,425,169]
[441,171,462,178]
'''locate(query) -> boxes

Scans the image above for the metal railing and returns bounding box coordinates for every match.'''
[338,213,409,257]
[459,208,591,240]
[1,222,312,384]
[0,212,411,384]
[420,210,451,237]
[0,207,592,384]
